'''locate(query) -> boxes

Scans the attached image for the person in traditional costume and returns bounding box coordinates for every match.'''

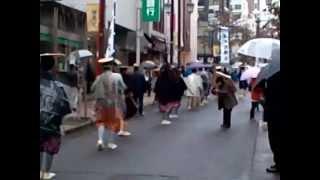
[91,60,127,151]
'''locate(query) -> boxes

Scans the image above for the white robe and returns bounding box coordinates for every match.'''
[185,73,203,97]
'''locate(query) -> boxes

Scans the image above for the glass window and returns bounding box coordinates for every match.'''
[235,5,241,10]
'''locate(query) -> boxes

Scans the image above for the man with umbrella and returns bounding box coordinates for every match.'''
[239,39,280,173]
[255,48,281,173]
[259,72,280,173]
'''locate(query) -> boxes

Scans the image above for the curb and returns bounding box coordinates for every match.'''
[62,119,94,134]
[63,100,155,135]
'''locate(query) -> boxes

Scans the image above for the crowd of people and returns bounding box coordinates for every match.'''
[40,56,280,179]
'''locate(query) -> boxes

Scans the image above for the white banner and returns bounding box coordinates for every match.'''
[105,0,116,59]
[220,26,230,64]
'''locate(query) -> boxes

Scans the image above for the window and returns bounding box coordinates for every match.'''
[235,5,241,10]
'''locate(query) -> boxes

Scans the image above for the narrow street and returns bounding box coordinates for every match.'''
[41,1,281,179]
[52,96,279,180]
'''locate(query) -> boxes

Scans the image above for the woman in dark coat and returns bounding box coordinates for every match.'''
[213,74,238,129]
[154,65,180,125]
[169,67,187,118]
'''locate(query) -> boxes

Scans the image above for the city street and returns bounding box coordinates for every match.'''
[41,1,281,179]
[52,96,280,180]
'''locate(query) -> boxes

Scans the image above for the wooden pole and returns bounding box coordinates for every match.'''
[95,0,106,76]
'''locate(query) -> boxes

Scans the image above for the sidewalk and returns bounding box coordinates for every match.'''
[62,93,155,134]
[250,121,280,180]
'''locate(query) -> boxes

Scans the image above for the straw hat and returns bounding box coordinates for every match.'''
[98,57,114,63]
[216,71,231,79]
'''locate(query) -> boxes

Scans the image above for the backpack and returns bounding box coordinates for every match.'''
[40,78,71,136]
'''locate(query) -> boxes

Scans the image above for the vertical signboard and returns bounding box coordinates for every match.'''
[220,26,230,64]
[86,4,99,32]
[142,0,161,22]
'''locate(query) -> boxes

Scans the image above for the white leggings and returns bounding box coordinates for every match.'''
[97,125,115,143]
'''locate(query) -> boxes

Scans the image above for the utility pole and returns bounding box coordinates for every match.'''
[256,0,260,37]
[220,0,224,24]
[52,6,58,53]
[170,0,174,64]
[256,18,260,37]
[177,0,181,67]
[95,0,106,76]
[136,0,142,66]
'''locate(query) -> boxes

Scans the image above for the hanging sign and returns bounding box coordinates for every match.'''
[86,4,99,32]
[142,0,161,22]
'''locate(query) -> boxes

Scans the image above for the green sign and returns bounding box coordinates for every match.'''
[142,0,161,22]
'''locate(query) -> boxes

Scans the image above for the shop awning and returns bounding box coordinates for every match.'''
[114,25,151,52]
[40,32,82,48]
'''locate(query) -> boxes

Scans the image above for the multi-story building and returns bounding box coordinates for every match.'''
[197,0,230,63]
[58,0,197,66]
[197,0,211,63]
[59,0,166,66]
[230,0,242,20]
[176,0,199,65]
[230,0,250,21]
[40,1,88,54]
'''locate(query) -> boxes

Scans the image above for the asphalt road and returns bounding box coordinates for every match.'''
[52,96,277,180]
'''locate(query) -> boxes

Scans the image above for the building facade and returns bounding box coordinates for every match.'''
[58,0,197,67]
[197,0,224,63]
[40,1,88,54]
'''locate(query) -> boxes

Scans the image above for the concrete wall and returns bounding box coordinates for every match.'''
[105,0,137,31]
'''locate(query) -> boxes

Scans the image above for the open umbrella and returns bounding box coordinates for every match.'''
[188,62,212,69]
[141,60,157,69]
[238,38,280,60]
[216,71,231,79]
[98,57,113,63]
[67,49,93,65]
[98,57,122,65]
[240,66,261,81]
[255,48,280,86]
[40,53,65,63]
[231,62,243,69]
[40,53,65,57]
[257,63,269,68]
[77,50,93,58]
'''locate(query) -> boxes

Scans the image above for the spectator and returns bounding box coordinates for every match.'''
[131,65,147,116]
[185,68,203,110]
[213,73,238,129]
[40,56,71,179]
